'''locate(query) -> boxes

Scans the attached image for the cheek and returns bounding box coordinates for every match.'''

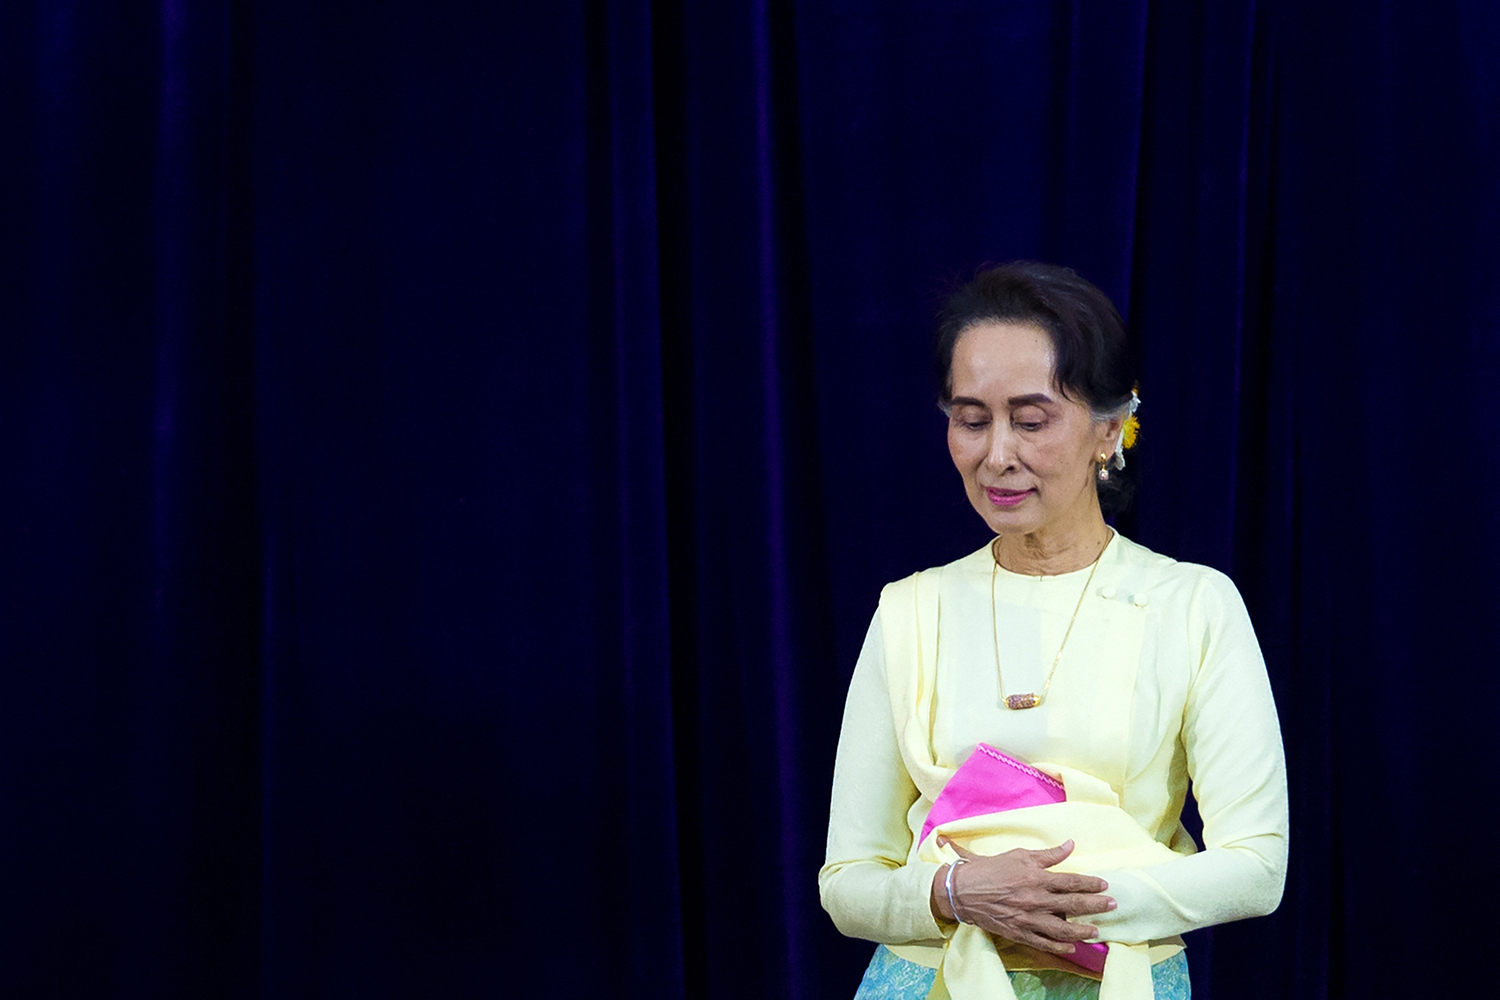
[947,431,981,473]
[1020,441,1072,480]
[1039,440,1092,480]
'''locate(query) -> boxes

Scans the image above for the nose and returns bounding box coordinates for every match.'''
[984,422,1017,473]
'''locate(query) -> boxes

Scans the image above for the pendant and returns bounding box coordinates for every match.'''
[1005,693,1042,710]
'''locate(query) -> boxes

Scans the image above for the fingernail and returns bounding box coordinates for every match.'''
[1099,880,1109,890]
[1106,898,1117,910]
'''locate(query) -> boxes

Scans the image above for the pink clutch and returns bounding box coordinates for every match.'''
[924,743,1108,976]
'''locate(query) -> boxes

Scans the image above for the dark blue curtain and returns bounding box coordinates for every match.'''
[5,2,1497,997]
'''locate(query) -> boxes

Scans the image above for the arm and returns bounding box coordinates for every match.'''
[1088,570,1289,941]
[819,613,1115,951]
[819,612,949,944]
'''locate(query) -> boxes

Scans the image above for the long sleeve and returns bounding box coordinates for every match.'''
[819,612,948,945]
[1088,569,1289,941]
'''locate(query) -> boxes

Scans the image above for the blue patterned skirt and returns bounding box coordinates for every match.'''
[853,945,1190,1000]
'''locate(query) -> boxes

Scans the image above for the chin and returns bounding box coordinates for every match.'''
[973,500,1042,537]
[989,516,1044,538]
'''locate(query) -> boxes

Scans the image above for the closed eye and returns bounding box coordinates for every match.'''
[1010,406,1048,432]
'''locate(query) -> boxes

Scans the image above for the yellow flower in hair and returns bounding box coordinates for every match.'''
[1109,389,1141,471]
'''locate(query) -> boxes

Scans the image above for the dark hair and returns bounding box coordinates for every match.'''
[935,261,1139,513]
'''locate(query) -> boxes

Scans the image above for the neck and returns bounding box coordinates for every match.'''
[993,515,1112,576]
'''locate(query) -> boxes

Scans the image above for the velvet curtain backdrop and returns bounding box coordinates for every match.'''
[4,2,1497,997]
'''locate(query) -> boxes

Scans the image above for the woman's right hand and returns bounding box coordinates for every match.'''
[930,839,1115,955]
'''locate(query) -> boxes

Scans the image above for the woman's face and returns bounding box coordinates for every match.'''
[946,321,1121,542]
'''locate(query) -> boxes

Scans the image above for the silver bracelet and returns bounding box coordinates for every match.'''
[944,858,967,923]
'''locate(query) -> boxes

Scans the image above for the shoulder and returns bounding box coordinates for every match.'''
[878,540,993,591]
[1110,539,1260,641]
[1109,532,1234,590]
[877,540,993,605]
[1107,534,1249,619]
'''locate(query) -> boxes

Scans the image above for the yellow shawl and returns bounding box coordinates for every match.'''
[882,559,1180,1000]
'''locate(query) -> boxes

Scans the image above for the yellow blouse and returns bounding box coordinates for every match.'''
[819,533,1288,999]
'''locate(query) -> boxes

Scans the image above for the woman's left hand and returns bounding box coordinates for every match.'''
[934,837,1115,955]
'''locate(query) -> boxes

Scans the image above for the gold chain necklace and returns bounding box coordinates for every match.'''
[990,535,1109,710]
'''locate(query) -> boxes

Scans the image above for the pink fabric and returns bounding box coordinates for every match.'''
[921,743,1107,976]
[919,743,1066,845]
[1067,940,1109,975]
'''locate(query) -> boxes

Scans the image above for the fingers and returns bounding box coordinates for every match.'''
[1028,842,1108,898]
[1044,871,1110,896]
[1012,930,1080,955]
[1047,891,1116,917]
[1027,839,1077,867]
[942,838,1096,873]
[1006,914,1100,953]
[938,836,980,862]
[940,840,1109,894]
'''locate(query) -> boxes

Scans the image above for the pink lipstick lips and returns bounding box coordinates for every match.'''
[985,487,1033,508]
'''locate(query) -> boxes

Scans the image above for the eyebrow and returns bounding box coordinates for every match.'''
[1007,393,1055,408]
[948,392,1056,409]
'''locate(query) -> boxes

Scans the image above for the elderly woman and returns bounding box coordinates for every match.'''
[819,263,1287,1000]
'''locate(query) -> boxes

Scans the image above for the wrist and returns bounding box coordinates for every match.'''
[930,864,958,923]
[944,858,968,924]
